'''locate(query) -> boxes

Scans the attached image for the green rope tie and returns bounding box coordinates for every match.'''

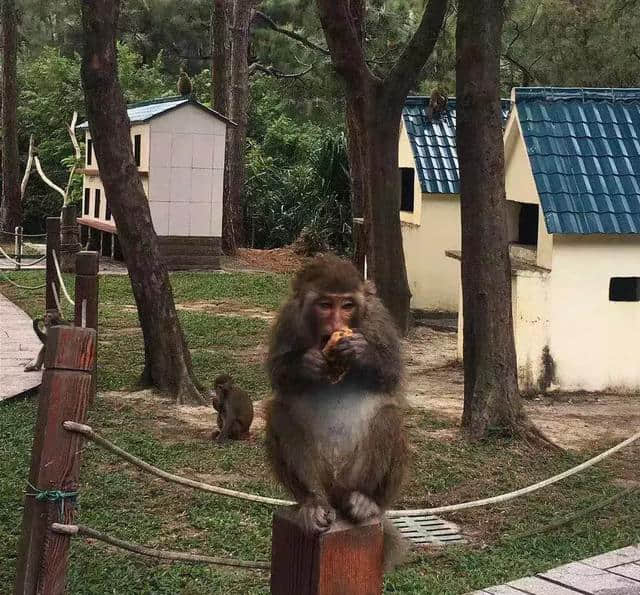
[26,482,78,520]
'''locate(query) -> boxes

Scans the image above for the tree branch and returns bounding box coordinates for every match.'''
[316,0,375,88]
[384,0,448,105]
[253,10,330,56]
[248,62,314,78]
[502,51,538,85]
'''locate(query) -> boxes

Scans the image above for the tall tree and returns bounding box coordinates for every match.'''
[80,0,205,405]
[456,0,551,443]
[316,0,448,333]
[1,0,21,232]
[212,0,257,254]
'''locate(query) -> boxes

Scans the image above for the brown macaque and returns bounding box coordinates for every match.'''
[265,254,408,570]
[427,88,448,121]
[211,374,254,443]
[24,310,70,372]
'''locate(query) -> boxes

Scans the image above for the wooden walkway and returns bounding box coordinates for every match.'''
[0,292,42,401]
[470,545,640,594]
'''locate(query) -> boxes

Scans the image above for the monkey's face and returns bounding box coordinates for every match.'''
[312,293,358,349]
[44,311,60,326]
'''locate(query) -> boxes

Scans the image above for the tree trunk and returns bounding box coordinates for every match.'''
[317,0,447,334]
[456,0,552,445]
[346,105,367,277]
[1,0,21,232]
[80,0,205,405]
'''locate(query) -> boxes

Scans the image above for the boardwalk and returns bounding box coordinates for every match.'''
[0,292,42,401]
[470,545,640,594]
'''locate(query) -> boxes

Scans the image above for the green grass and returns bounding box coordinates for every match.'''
[1,270,639,594]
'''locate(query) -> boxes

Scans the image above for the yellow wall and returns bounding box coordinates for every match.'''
[398,120,461,312]
[85,124,150,172]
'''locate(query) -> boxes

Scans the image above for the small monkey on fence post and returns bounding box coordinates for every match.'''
[24,310,71,372]
[211,374,254,442]
[265,254,409,570]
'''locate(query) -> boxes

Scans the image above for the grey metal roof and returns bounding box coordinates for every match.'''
[402,97,511,194]
[77,96,233,129]
[515,87,640,234]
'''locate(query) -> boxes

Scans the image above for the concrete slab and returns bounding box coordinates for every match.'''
[582,546,640,570]
[540,561,640,594]
[0,292,42,401]
[508,576,583,593]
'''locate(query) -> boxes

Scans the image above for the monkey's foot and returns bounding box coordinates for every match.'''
[346,492,380,523]
[24,364,40,372]
[299,502,336,533]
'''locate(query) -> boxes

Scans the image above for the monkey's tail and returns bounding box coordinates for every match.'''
[382,517,410,572]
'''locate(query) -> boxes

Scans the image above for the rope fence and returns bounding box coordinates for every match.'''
[0,245,47,267]
[51,523,270,570]
[63,421,640,518]
[0,270,46,290]
[0,229,46,238]
[52,250,75,306]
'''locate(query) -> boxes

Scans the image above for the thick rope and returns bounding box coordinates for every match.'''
[0,229,46,238]
[51,523,269,570]
[52,250,75,306]
[0,245,47,267]
[0,270,46,290]
[63,421,640,517]
[51,283,65,318]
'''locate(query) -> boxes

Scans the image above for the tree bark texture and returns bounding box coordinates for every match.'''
[1,0,21,232]
[212,0,255,254]
[317,0,448,334]
[80,0,205,405]
[456,0,549,443]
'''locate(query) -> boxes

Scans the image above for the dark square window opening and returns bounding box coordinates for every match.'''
[518,203,539,245]
[84,188,90,215]
[134,134,141,167]
[609,277,640,302]
[94,188,101,218]
[87,138,93,166]
[400,167,415,213]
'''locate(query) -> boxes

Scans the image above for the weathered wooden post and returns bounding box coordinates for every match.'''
[74,251,99,401]
[270,507,384,595]
[14,325,96,595]
[59,204,81,273]
[45,217,61,314]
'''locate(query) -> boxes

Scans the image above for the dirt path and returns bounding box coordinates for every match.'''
[404,326,640,451]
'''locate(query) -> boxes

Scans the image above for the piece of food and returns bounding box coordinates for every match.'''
[322,328,353,358]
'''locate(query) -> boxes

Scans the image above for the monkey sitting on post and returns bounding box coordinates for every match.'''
[265,254,409,570]
[211,374,254,443]
[24,310,71,372]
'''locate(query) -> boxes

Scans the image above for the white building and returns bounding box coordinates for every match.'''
[78,96,232,269]
[456,87,640,393]
[399,97,510,313]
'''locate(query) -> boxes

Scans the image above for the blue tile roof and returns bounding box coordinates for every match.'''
[515,87,640,234]
[402,97,511,194]
[78,96,232,129]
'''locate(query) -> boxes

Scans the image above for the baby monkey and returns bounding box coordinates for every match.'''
[211,374,254,443]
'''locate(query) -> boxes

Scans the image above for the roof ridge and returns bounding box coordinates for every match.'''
[126,95,188,108]
[515,87,640,103]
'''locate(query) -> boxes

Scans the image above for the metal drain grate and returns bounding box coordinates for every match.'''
[390,514,465,546]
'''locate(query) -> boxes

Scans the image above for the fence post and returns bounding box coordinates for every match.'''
[45,217,61,314]
[270,507,383,595]
[13,325,96,595]
[74,251,99,401]
[60,204,81,274]
[14,225,22,271]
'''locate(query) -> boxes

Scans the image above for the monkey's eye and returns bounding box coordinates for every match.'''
[318,301,332,311]
[342,302,355,311]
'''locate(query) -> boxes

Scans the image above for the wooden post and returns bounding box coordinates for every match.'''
[60,204,81,273]
[45,217,61,313]
[270,507,383,595]
[74,251,99,401]
[14,326,96,595]
[14,225,22,270]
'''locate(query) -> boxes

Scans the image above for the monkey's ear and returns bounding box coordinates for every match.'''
[364,280,377,296]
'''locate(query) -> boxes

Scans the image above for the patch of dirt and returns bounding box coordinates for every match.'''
[175,300,274,321]
[222,247,308,274]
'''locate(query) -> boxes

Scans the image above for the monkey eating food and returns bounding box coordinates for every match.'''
[24,310,70,372]
[211,374,254,442]
[265,254,408,570]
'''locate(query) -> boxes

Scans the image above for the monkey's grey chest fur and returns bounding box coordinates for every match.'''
[291,389,382,469]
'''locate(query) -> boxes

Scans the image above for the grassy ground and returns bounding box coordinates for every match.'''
[1,269,639,594]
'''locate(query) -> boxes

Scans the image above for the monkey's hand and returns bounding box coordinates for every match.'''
[330,331,368,363]
[301,348,330,382]
[346,491,381,523]
[299,499,336,533]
